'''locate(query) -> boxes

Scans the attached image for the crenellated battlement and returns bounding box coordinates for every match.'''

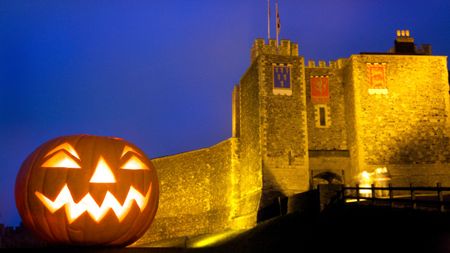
[305,58,348,69]
[251,38,299,62]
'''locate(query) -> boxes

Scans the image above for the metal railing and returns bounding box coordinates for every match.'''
[341,183,450,212]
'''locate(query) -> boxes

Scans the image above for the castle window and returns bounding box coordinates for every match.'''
[315,104,331,128]
[273,64,292,95]
[319,107,326,126]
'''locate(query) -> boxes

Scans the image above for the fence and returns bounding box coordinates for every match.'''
[341,183,450,212]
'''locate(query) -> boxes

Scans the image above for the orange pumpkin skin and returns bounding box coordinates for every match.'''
[15,135,159,246]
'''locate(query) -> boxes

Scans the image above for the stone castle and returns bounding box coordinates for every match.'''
[136,30,450,245]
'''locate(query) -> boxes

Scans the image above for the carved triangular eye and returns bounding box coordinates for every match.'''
[42,151,80,169]
[121,155,149,170]
[45,143,80,159]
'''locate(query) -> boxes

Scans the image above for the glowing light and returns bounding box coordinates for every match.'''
[35,183,152,223]
[358,171,373,196]
[368,88,388,95]
[42,151,81,169]
[190,230,243,248]
[360,171,371,181]
[374,167,388,175]
[45,143,80,159]
[373,167,391,197]
[357,168,391,197]
[90,156,116,183]
[346,199,368,203]
[121,155,149,170]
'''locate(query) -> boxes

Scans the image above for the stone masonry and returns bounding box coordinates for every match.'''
[136,31,450,245]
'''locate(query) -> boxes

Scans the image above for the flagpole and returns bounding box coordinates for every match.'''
[267,0,271,41]
[276,0,279,47]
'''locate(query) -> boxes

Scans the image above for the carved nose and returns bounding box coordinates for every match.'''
[90,156,116,183]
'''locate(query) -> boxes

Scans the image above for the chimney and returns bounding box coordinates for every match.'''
[393,29,416,54]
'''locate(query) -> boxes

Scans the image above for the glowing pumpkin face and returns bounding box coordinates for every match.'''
[15,135,159,246]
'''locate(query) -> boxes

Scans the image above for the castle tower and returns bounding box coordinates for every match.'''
[346,30,450,186]
[233,39,310,215]
[305,58,350,187]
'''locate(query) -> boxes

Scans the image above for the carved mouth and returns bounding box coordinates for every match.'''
[35,184,152,223]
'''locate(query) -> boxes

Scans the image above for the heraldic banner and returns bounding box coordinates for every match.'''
[311,76,329,104]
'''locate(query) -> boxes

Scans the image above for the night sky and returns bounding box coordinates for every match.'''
[1,1,450,226]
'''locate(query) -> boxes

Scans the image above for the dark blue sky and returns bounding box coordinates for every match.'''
[1,1,449,226]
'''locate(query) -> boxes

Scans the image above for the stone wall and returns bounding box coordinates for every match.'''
[251,40,310,208]
[305,63,350,183]
[136,139,239,245]
[348,54,450,186]
[305,65,348,151]
[235,57,263,225]
[251,39,299,62]
[341,58,361,183]
[232,86,240,138]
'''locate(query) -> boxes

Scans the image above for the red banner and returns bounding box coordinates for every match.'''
[367,64,387,90]
[310,76,329,104]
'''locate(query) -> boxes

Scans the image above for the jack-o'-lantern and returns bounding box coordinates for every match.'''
[15,135,159,246]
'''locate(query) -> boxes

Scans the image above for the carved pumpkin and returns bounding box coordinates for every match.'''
[15,135,159,246]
